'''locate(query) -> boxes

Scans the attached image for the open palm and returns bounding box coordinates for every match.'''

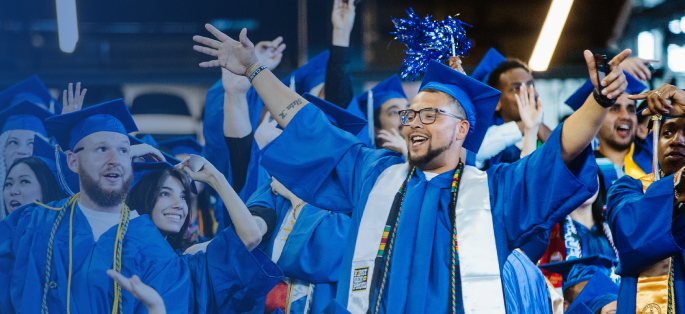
[193,24,259,76]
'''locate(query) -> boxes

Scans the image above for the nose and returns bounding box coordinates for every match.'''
[409,116,425,129]
[673,131,685,146]
[9,185,20,196]
[105,149,121,167]
[617,106,631,119]
[16,143,31,157]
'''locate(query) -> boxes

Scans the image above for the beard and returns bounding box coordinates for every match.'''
[408,139,453,170]
[601,128,635,152]
[78,164,133,208]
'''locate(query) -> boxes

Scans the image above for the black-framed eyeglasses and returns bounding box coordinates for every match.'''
[398,108,465,126]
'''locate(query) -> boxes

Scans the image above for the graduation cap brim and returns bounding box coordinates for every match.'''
[573,271,619,312]
[157,136,203,157]
[32,134,80,196]
[565,71,647,111]
[281,50,330,95]
[471,48,506,83]
[45,98,138,150]
[303,93,368,136]
[0,75,61,113]
[356,75,408,113]
[419,60,501,154]
[538,255,615,274]
[564,302,594,314]
[132,161,197,194]
[0,101,54,136]
[129,135,180,165]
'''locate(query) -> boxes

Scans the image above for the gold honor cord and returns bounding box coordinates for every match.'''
[36,194,130,314]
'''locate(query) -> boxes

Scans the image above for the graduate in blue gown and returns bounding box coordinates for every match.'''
[501,250,552,314]
[246,93,365,314]
[126,159,283,313]
[605,84,685,314]
[0,98,192,313]
[192,25,635,313]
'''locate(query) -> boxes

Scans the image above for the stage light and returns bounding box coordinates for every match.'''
[669,20,681,34]
[56,0,79,53]
[668,44,685,73]
[638,31,655,60]
[529,0,574,71]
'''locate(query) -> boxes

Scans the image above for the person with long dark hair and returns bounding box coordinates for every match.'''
[126,157,282,313]
[3,156,64,215]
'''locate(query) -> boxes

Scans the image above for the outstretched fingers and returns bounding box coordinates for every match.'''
[193,45,219,57]
[199,60,221,68]
[205,24,231,42]
[192,35,222,49]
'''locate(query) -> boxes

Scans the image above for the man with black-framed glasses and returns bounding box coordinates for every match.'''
[193,24,631,313]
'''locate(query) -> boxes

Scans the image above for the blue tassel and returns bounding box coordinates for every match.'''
[392,8,472,81]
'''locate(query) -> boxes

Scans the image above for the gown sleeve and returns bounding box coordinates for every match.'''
[488,122,598,251]
[606,174,685,275]
[276,204,351,283]
[0,204,32,311]
[183,227,283,314]
[260,104,402,214]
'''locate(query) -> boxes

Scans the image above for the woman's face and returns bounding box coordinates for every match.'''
[4,163,42,213]
[4,130,37,170]
[150,176,188,236]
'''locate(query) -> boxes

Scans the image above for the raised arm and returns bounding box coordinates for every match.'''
[194,26,309,128]
[325,0,356,108]
[515,84,543,158]
[560,49,631,164]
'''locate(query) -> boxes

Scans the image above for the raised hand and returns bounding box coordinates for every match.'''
[131,144,166,162]
[515,84,543,131]
[222,68,251,95]
[331,0,356,47]
[254,112,282,149]
[448,56,466,75]
[377,129,408,158]
[584,49,631,100]
[176,155,223,188]
[255,37,286,70]
[629,84,685,117]
[193,25,259,76]
[62,82,87,114]
[106,270,166,314]
[619,56,658,81]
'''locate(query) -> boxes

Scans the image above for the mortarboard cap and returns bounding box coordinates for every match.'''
[355,75,408,115]
[157,136,203,157]
[132,161,197,194]
[572,271,619,313]
[0,101,54,137]
[45,99,137,151]
[139,134,158,148]
[565,71,646,111]
[302,93,368,137]
[283,51,330,95]
[32,134,79,196]
[128,135,179,165]
[471,48,506,83]
[564,302,594,314]
[538,254,615,292]
[418,60,501,154]
[0,75,62,114]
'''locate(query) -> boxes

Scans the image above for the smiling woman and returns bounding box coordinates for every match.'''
[3,157,64,216]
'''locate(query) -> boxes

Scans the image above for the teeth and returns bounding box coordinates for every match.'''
[164,214,182,220]
[618,124,629,130]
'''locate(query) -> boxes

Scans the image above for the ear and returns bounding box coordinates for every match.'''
[455,119,470,141]
[495,100,503,114]
[67,151,79,174]
[563,300,570,312]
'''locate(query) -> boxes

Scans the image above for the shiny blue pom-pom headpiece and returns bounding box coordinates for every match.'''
[392,8,472,81]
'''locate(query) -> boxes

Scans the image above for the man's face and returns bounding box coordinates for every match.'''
[597,94,637,152]
[402,91,468,171]
[658,118,685,176]
[376,98,409,143]
[495,68,535,122]
[69,132,133,207]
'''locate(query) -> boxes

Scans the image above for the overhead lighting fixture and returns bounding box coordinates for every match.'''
[528,0,574,71]
[638,31,655,60]
[669,20,681,34]
[56,0,79,53]
[668,44,685,73]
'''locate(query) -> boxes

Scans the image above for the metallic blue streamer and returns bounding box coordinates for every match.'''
[392,8,472,81]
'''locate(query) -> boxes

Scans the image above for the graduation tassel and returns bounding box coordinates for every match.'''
[367,90,375,148]
[652,115,662,180]
[55,145,75,196]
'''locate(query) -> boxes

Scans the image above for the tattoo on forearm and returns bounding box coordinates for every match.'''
[278,98,303,119]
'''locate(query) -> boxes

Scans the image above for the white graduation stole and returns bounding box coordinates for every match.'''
[347,163,505,313]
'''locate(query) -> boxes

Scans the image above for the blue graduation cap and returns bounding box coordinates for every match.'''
[128,135,180,165]
[0,101,54,137]
[538,254,615,292]
[157,136,203,157]
[32,134,79,196]
[131,161,197,194]
[44,99,138,151]
[418,60,502,154]
[564,302,594,314]
[564,71,646,111]
[471,48,506,83]
[283,51,330,95]
[0,75,62,114]
[355,75,408,115]
[571,271,619,313]
[302,93,368,137]
[139,134,158,148]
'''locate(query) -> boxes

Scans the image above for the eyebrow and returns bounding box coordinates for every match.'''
[386,105,400,111]
[17,175,32,179]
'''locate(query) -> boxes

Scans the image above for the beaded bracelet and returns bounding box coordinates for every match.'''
[248,65,268,83]
[245,61,263,77]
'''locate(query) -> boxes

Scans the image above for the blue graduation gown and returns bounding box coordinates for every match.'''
[573,220,616,259]
[502,250,551,314]
[0,199,191,313]
[260,104,598,313]
[183,226,283,314]
[606,175,685,313]
[245,178,351,314]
